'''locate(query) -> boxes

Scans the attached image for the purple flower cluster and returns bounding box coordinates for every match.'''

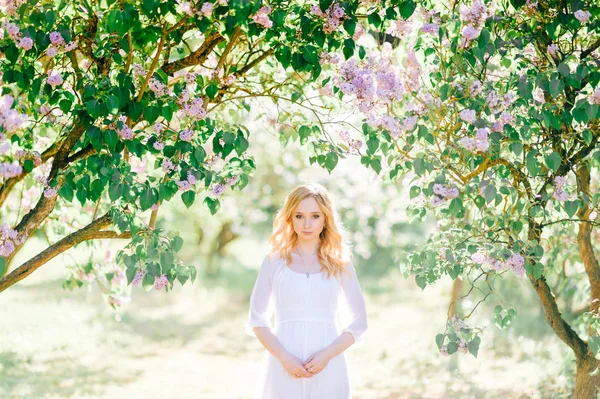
[1,95,27,134]
[148,77,171,97]
[471,250,526,277]
[162,158,176,173]
[458,0,492,46]
[459,109,476,123]
[459,128,489,153]
[108,294,132,307]
[179,129,194,142]
[2,21,33,51]
[177,94,207,120]
[552,175,569,202]
[0,223,27,257]
[177,0,226,17]
[333,53,421,137]
[490,111,514,132]
[46,70,63,87]
[252,6,273,28]
[590,87,600,105]
[0,162,23,179]
[110,266,128,286]
[154,274,169,290]
[132,269,146,287]
[575,10,591,24]
[310,3,345,34]
[387,17,412,40]
[486,91,516,114]
[209,175,239,198]
[430,183,459,207]
[339,131,364,152]
[46,31,77,58]
[420,23,439,35]
[1,0,27,16]
[109,114,134,139]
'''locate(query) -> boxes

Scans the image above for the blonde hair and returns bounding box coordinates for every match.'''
[268,183,352,279]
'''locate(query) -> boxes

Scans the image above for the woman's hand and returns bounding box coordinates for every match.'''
[279,352,312,379]
[303,349,332,375]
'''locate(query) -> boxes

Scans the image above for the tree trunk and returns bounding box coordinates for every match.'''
[575,355,600,398]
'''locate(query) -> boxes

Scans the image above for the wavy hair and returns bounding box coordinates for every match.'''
[268,183,352,279]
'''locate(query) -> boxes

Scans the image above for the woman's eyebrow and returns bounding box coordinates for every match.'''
[294,211,321,214]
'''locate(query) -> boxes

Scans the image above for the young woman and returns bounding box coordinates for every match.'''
[245,183,368,399]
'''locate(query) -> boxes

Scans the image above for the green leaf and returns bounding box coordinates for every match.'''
[484,185,496,204]
[370,158,381,174]
[589,336,600,357]
[181,190,196,208]
[204,196,220,215]
[275,46,292,69]
[544,151,561,173]
[0,257,6,277]
[409,185,421,199]
[144,106,160,124]
[109,182,124,201]
[558,63,570,78]
[142,272,154,291]
[193,146,206,165]
[107,10,125,35]
[302,45,319,65]
[399,0,416,19]
[206,84,219,99]
[299,126,311,145]
[139,187,158,211]
[324,152,338,172]
[548,76,564,98]
[468,336,481,358]
[160,251,174,272]
[126,267,137,285]
[435,333,445,350]
[234,131,249,155]
[526,151,541,176]
[564,200,579,217]
[319,0,333,12]
[367,137,379,154]
[171,236,184,252]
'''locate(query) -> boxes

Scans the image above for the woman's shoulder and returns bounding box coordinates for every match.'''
[262,251,285,270]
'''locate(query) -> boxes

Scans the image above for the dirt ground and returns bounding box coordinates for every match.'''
[0,240,575,399]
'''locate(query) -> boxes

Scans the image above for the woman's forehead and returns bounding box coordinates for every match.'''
[294,197,322,213]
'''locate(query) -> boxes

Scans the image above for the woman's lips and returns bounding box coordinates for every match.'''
[302,231,312,235]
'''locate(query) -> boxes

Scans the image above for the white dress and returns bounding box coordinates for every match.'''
[245,252,368,399]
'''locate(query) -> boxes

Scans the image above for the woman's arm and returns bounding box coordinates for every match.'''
[304,261,368,374]
[246,256,312,378]
[253,327,291,361]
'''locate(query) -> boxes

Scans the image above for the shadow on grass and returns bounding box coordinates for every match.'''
[0,350,140,398]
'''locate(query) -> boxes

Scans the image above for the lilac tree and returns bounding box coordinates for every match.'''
[315,0,600,396]
[3,0,600,395]
[0,0,401,297]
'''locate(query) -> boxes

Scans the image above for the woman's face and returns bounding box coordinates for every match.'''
[292,197,325,241]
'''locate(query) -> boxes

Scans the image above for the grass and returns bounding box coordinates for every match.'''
[0,237,576,398]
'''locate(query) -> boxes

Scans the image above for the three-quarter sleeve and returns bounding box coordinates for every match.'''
[339,261,368,349]
[245,255,276,337]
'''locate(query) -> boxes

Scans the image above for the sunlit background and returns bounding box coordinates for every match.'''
[0,129,577,399]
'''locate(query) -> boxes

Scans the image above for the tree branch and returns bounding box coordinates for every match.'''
[528,222,588,359]
[0,142,59,208]
[0,213,131,293]
[160,31,224,75]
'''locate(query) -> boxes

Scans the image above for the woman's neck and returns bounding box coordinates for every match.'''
[294,240,320,255]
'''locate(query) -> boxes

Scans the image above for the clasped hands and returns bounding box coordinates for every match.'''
[280,349,331,379]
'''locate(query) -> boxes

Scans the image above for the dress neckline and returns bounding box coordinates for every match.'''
[285,267,323,276]
[288,252,321,275]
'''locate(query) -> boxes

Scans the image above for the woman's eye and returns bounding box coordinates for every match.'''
[295,215,303,219]
[313,215,320,219]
